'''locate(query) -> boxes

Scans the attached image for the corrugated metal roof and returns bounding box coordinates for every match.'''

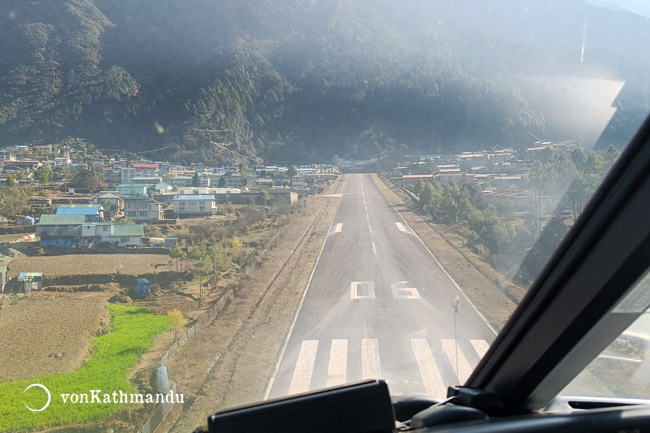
[37,214,85,225]
[56,207,101,215]
[111,224,144,237]
[116,184,147,188]
[0,265,7,273]
[173,194,215,200]
[124,194,154,201]
[57,204,100,208]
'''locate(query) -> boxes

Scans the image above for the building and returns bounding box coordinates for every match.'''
[132,163,159,177]
[131,176,162,186]
[16,216,35,226]
[93,193,122,212]
[225,173,257,188]
[2,160,41,173]
[492,176,525,188]
[155,182,173,192]
[56,204,104,222]
[199,173,211,187]
[120,163,160,183]
[459,153,487,171]
[439,168,462,184]
[17,272,43,292]
[37,215,144,248]
[54,157,72,167]
[0,150,16,161]
[97,224,144,247]
[399,174,436,187]
[290,175,306,189]
[173,194,217,216]
[116,184,148,196]
[166,175,193,187]
[36,214,85,247]
[123,194,163,221]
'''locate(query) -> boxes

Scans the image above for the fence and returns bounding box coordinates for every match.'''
[138,289,233,433]
[137,383,177,433]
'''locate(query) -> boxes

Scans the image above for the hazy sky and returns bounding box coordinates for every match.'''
[587,0,650,18]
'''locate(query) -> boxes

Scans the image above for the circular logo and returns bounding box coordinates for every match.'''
[24,383,51,412]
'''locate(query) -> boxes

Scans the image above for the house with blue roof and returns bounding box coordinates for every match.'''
[56,204,104,222]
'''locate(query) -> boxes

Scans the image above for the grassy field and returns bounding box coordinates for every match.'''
[0,305,169,432]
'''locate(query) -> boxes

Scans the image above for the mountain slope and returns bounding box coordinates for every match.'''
[0,0,647,162]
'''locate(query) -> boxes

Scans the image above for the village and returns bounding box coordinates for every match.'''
[0,138,595,433]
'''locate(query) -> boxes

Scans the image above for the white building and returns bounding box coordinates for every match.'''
[173,194,217,216]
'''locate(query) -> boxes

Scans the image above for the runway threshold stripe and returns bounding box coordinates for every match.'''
[288,340,318,395]
[395,222,408,232]
[470,339,490,358]
[411,338,446,398]
[334,223,343,233]
[362,338,382,379]
[441,339,474,384]
[326,339,348,387]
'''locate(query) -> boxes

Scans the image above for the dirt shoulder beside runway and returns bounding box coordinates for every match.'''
[372,173,516,333]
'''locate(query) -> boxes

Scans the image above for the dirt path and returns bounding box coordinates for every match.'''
[164,177,346,433]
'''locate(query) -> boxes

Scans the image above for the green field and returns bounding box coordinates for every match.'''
[0,305,169,432]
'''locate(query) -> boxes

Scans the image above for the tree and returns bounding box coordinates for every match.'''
[414,179,425,196]
[192,172,201,187]
[207,243,226,289]
[287,165,298,177]
[239,163,248,188]
[69,166,107,190]
[33,166,53,189]
[167,309,187,341]
[0,193,4,214]
[217,176,226,188]
[231,236,243,260]
[5,176,15,187]
[193,256,211,307]
[170,241,187,274]
[259,190,270,205]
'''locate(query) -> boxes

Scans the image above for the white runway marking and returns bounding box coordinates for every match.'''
[334,223,342,233]
[391,281,421,299]
[326,339,348,387]
[470,339,490,358]
[372,241,377,255]
[351,281,376,299]
[288,340,319,394]
[366,213,370,222]
[411,339,446,398]
[362,338,382,379]
[395,222,409,233]
[442,339,474,384]
[368,225,373,234]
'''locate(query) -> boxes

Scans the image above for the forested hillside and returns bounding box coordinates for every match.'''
[0,0,648,163]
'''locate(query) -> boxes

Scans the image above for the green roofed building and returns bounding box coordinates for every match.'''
[36,214,143,248]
